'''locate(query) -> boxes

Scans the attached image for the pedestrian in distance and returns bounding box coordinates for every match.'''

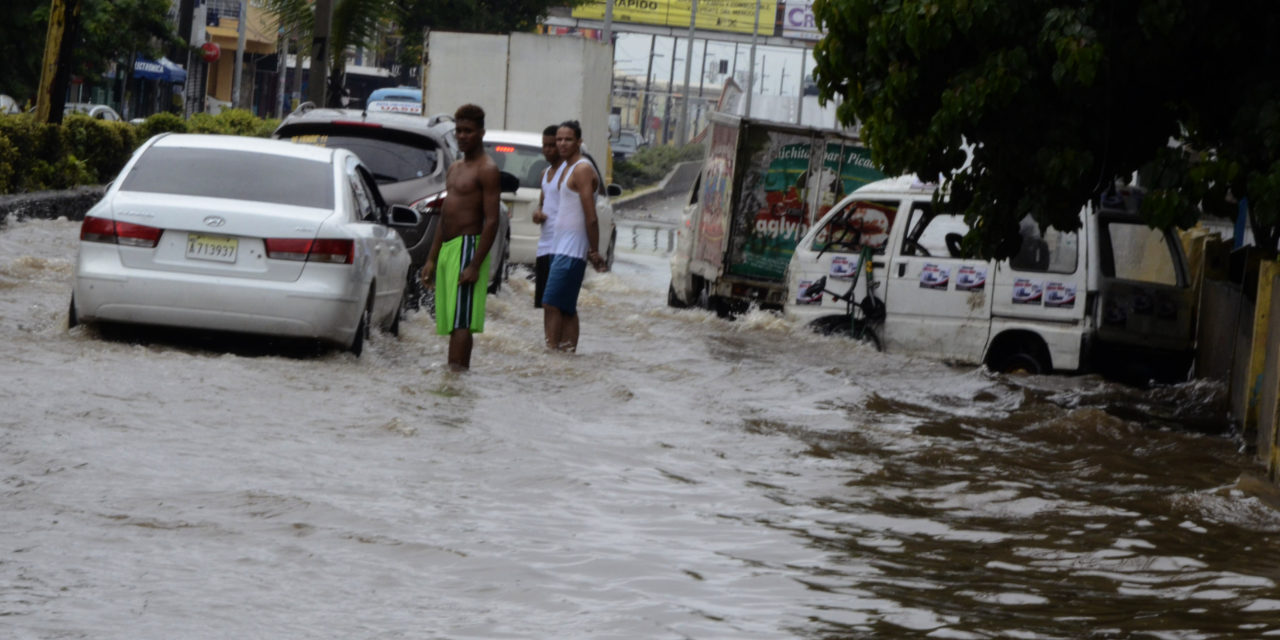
[542,120,606,352]
[420,104,501,371]
[531,124,565,308]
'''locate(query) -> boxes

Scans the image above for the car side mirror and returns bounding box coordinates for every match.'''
[499,171,520,194]
[606,183,622,197]
[386,204,422,228]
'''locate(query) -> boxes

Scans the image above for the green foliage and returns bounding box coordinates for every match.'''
[613,143,705,191]
[62,116,137,184]
[136,112,188,141]
[812,0,1280,257]
[0,110,281,194]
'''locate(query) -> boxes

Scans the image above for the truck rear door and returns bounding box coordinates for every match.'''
[1091,212,1195,353]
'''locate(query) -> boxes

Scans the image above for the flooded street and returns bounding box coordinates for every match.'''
[4,201,1280,639]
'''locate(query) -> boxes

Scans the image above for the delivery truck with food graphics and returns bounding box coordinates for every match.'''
[784,175,1197,381]
[668,113,885,313]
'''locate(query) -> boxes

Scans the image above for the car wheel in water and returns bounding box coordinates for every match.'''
[387,301,402,337]
[605,230,617,271]
[68,294,79,329]
[809,315,882,351]
[349,289,374,357]
[992,350,1046,375]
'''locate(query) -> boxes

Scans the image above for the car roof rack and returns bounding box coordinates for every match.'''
[427,113,454,126]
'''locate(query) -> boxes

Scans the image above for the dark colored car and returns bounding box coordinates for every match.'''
[274,106,512,306]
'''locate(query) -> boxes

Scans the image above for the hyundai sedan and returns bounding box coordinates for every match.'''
[69,134,420,356]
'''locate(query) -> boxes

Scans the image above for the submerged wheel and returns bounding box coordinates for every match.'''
[387,301,402,337]
[349,288,374,356]
[809,315,882,351]
[67,294,79,329]
[667,281,689,308]
[604,230,617,271]
[986,337,1050,374]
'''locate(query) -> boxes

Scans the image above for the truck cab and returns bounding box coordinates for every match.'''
[785,177,1196,381]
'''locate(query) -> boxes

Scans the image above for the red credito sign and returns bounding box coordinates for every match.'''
[201,42,221,63]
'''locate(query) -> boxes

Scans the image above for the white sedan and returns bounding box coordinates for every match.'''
[70,133,420,356]
[482,130,621,268]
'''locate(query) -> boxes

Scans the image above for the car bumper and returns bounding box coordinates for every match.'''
[73,244,365,345]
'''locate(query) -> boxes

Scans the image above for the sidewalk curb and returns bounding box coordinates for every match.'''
[614,160,701,215]
[0,186,106,225]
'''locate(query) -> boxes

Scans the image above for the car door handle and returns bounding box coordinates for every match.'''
[898,263,907,277]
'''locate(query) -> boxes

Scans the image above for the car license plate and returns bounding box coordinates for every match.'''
[186,234,238,263]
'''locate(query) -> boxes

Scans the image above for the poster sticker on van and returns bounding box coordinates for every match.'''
[1012,278,1044,304]
[1044,282,1077,308]
[919,263,950,290]
[955,265,987,292]
[830,256,856,278]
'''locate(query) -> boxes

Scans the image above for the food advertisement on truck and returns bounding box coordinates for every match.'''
[726,126,882,281]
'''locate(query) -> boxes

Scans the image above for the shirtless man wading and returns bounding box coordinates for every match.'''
[420,104,500,371]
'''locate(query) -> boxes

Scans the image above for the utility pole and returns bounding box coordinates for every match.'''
[663,37,677,144]
[640,34,656,140]
[35,0,82,124]
[744,0,761,119]
[232,0,247,108]
[308,0,332,106]
[677,0,697,146]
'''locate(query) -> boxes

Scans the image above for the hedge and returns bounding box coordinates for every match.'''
[612,143,705,191]
[0,109,280,195]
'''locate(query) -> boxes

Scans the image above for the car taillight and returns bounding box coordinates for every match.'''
[264,238,354,264]
[80,215,162,247]
[412,192,445,215]
[308,239,354,264]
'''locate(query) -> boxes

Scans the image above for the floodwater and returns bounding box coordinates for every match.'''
[4,205,1280,639]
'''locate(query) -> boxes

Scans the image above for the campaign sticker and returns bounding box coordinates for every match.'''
[830,256,856,278]
[955,265,987,292]
[796,281,822,305]
[1012,278,1043,304]
[919,263,950,290]
[1044,282,1076,308]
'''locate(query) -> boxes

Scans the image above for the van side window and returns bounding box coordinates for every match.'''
[900,203,969,257]
[810,199,898,255]
[1009,214,1078,274]
[1101,221,1178,285]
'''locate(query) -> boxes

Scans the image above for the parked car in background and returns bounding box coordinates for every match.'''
[482,129,622,269]
[611,129,647,162]
[274,106,512,303]
[365,86,422,114]
[64,103,121,121]
[0,94,20,115]
[69,133,420,356]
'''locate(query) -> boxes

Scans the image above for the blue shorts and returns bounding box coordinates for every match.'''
[541,254,587,316]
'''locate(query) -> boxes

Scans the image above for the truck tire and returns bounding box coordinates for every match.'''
[667,282,688,308]
[605,230,617,271]
[809,315,882,351]
[986,335,1049,374]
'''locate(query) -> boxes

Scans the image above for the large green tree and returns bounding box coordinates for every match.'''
[812,0,1280,258]
[0,0,180,108]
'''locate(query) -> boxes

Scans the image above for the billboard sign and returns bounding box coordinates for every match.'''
[573,0,769,35]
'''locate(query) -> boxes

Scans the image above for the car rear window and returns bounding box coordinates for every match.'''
[486,142,548,189]
[120,147,334,208]
[287,133,440,184]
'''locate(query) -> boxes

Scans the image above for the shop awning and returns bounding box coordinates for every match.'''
[133,56,188,84]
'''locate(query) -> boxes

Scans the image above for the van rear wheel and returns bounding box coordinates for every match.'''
[988,340,1049,375]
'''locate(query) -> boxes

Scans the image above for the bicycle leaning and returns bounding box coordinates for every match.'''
[800,226,886,351]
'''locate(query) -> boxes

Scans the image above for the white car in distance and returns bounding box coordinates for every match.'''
[482,130,622,268]
[70,133,419,356]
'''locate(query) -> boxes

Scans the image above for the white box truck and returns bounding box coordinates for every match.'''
[668,113,884,313]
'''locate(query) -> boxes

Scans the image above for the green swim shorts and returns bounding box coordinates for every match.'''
[435,235,491,335]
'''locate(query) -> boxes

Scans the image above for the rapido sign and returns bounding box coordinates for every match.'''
[572,0,768,35]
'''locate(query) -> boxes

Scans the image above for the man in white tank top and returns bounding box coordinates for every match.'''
[541,120,605,351]
[530,124,563,308]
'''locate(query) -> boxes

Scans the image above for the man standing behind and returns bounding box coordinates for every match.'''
[542,120,606,351]
[530,124,564,308]
[421,104,501,370]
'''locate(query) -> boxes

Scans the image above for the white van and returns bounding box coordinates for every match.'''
[784,176,1197,380]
